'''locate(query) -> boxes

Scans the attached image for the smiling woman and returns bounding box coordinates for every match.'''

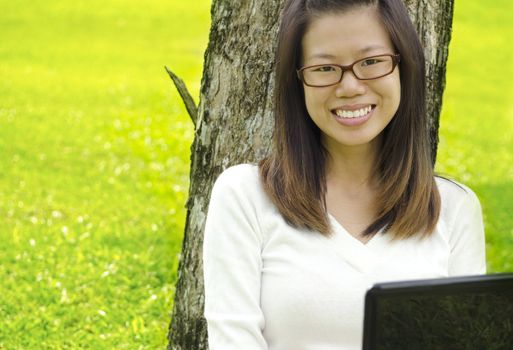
[202,0,486,349]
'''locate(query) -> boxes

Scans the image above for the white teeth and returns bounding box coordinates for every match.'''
[334,105,373,119]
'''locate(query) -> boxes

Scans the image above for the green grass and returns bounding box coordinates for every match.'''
[0,0,512,348]
[436,0,513,272]
[0,0,210,348]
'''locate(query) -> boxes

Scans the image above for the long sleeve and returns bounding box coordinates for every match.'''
[203,166,268,350]
[447,186,487,276]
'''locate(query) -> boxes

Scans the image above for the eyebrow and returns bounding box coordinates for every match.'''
[306,45,389,60]
[358,44,388,54]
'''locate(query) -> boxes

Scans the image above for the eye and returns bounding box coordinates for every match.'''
[311,65,337,72]
[361,58,382,66]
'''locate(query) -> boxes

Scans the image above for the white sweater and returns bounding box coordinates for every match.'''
[203,164,486,350]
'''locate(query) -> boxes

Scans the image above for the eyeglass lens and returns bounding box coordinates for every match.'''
[301,55,396,87]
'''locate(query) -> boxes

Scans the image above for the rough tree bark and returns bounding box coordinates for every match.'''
[167,0,454,349]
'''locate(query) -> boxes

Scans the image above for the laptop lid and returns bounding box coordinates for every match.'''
[362,273,513,350]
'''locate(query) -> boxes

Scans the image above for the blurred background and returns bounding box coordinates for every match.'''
[0,0,511,348]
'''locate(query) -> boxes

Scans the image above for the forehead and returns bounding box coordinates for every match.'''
[301,7,394,63]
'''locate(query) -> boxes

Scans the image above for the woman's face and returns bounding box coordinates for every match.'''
[301,6,401,153]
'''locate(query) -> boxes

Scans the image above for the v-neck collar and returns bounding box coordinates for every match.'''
[327,213,381,247]
[315,214,382,273]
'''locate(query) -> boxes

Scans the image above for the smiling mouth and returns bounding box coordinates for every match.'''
[331,105,376,119]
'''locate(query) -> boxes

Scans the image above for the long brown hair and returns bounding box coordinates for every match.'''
[259,0,441,239]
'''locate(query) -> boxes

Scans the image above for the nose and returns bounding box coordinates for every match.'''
[335,70,366,97]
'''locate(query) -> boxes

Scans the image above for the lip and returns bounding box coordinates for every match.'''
[331,104,376,127]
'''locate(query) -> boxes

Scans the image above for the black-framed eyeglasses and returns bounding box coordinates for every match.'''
[297,54,401,87]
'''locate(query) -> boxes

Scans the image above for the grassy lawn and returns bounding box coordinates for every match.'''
[0,0,210,348]
[435,0,513,272]
[0,0,511,348]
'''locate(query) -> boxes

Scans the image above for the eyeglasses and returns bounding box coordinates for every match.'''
[297,54,400,87]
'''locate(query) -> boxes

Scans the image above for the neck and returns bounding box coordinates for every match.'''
[324,138,381,191]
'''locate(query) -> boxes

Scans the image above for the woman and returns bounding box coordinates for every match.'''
[203,0,486,349]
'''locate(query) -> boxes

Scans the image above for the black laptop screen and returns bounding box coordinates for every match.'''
[363,274,513,350]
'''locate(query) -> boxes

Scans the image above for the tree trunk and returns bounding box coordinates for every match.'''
[404,0,455,163]
[167,1,454,349]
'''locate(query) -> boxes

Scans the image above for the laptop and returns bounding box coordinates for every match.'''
[362,273,513,350]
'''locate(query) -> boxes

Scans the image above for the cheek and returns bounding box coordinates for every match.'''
[384,72,401,114]
[303,87,326,117]
[303,88,314,118]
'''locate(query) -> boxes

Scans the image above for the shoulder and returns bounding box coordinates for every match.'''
[435,176,482,224]
[434,177,486,275]
[210,163,270,208]
[435,176,479,205]
[206,163,274,244]
[211,163,262,200]
[213,163,260,189]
